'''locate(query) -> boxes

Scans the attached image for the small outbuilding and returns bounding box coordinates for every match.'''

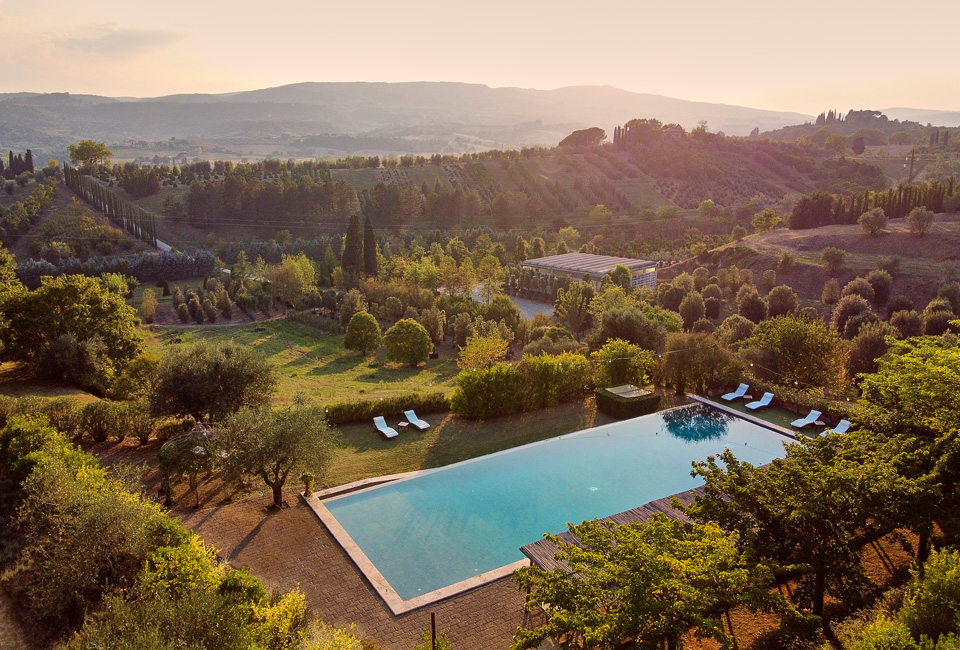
[521,252,658,290]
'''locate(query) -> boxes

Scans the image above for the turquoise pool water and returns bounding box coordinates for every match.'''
[324,404,789,601]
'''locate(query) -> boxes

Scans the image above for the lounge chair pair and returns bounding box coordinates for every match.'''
[373,410,431,439]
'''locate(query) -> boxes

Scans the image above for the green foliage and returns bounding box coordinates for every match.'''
[558,127,606,148]
[323,392,450,426]
[591,339,655,388]
[715,314,755,349]
[907,206,935,236]
[67,140,112,173]
[752,207,782,232]
[660,332,741,395]
[383,318,432,366]
[686,436,932,618]
[512,515,760,650]
[2,274,143,392]
[458,332,509,370]
[854,616,919,650]
[767,285,798,318]
[151,340,277,422]
[450,363,523,419]
[592,304,667,352]
[0,414,76,483]
[343,311,382,356]
[679,291,705,330]
[518,352,591,409]
[594,388,660,419]
[219,404,336,508]
[833,294,875,338]
[858,207,888,235]
[821,246,846,275]
[742,315,846,390]
[900,548,960,642]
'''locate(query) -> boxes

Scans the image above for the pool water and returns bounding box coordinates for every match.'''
[324,404,789,601]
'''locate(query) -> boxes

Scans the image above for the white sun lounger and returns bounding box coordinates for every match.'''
[373,416,398,439]
[404,410,430,430]
[791,410,822,428]
[825,419,852,435]
[745,392,774,410]
[722,384,749,401]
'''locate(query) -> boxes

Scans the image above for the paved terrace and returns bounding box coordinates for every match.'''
[179,491,545,650]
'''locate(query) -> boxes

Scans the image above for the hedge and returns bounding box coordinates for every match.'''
[595,388,661,420]
[324,391,450,426]
[286,311,343,335]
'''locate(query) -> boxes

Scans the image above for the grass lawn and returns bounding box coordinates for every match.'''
[143,317,459,405]
[326,397,618,487]
[704,394,827,437]
[0,363,97,402]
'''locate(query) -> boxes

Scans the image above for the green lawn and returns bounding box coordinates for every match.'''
[143,317,459,405]
[325,397,617,487]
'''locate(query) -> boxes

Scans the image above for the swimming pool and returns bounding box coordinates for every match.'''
[318,404,790,611]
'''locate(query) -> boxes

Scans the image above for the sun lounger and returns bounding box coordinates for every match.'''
[745,392,774,410]
[722,383,749,401]
[791,409,822,428]
[404,409,430,430]
[826,419,852,434]
[373,416,398,439]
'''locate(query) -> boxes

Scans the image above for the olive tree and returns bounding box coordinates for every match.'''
[383,319,432,366]
[219,404,336,509]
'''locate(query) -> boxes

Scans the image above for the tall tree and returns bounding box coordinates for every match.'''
[67,140,112,174]
[362,216,377,278]
[341,214,363,276]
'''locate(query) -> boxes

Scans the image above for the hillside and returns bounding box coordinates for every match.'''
[0,82,812,160]
[664,211,960,312]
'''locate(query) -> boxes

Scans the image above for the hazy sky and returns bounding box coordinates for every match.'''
[2,0,957,114]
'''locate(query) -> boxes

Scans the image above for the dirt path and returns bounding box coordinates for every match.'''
[0,589,33,650]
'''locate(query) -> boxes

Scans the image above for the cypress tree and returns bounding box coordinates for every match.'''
[342,214,363,275]
[363,216,377,278]
[24,149,33,173]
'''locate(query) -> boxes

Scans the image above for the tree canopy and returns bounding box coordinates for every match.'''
[512,514,763,650]
[151,341,277,422]
[67,140,112,174]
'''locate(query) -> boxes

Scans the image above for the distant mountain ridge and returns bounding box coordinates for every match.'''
[0,82,813,153]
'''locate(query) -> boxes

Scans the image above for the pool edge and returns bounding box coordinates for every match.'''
[303,492,529,615]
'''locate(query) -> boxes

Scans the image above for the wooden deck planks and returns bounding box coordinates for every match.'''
[519,486,706,573]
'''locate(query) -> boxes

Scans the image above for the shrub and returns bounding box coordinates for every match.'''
[938,282,960,314]
[323,392,450,426]
[704,297,721,320]
[900,548,960,642]
[176,303,190,323]
[890,310,923,338]
[878,255,902,276]
[844,310,879,339]
[843,277,876,304]
[821,247,846,275]
[923,310,958,336]
[864,270,892,308]
[450,363,524,419]
[701,284,722,301]
[141,289,158,324]
[822,278,841,306]
[767,285,798,318]
[832,294,873,337]
[906,206,935,236]
[692,318,715,334]
[81,400,121,442]
[595,388,660,420]
[383,319,432,367]
[679,292,705,330]
[858,207,887,235]
[846,322,893,382]
[592,339,655,389]
[593,305,667,352]
[519,352,591,409]
[886,294,915,318]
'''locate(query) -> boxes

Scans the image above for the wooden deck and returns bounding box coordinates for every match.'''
[519,487,705,573]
